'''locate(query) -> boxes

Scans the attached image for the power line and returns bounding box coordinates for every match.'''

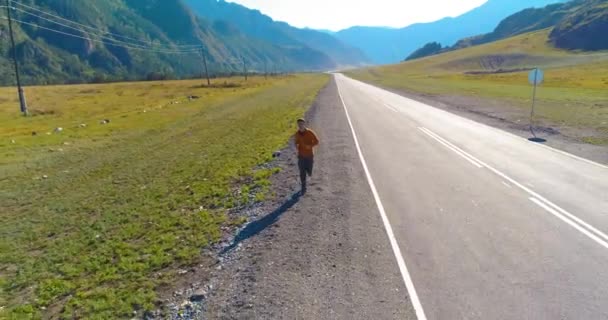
[10,0,201,48]
[10,3,203,50]
[9,6,201,51]
[0,12,249,65]
[0,16,201,54]
[1,3,258,80]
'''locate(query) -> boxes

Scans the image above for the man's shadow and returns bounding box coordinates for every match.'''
[221,192,301,254]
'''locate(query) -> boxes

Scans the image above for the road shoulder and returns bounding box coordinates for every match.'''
[202,77,416,319]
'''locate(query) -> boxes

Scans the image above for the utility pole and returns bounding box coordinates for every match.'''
[200,48,210,86]
[5,0,27,116]
[242,56,247,81]
[264,60,268,79]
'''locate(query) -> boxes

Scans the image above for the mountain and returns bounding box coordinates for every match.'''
[0,0,335,86]
[550,0,608,51]
[436,0,608,57]
[316,29,337,35]
[183,0,370,68]
[452,0,578,49]
[405,42,445,61]
[405,0,608,62]
[407,0,608,62]
[335,0,566,64]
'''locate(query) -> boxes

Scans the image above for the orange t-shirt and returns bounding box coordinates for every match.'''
[295,128,319,158]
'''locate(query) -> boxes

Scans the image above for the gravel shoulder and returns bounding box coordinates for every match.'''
[349,79,608,165]
[197,78,416,319]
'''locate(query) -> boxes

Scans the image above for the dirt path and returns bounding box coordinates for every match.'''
[202,78,416,319]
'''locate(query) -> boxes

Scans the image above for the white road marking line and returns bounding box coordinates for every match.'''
[531,141,608,170]
[336,78,428,320]
[538,196,608,243]
[419,127,475,159]
[502,181,512,188]
[421,126,608,247]
[383,103,399,113]
[419,127,484,168]
[419,127,486,168]
[344,74,608,170]
[530,198,608,249]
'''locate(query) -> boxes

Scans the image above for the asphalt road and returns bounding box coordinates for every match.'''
[205,77,417,319]
[335,73,608,320]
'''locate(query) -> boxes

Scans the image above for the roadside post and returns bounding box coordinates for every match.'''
[528,68,544,140]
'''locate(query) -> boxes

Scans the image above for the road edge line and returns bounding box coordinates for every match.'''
[530,197,608,249]
[422,127,608,244]
[344,74,608,170]
[335,75,428,320]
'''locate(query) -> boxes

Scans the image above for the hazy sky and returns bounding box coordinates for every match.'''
[227,0,488,31]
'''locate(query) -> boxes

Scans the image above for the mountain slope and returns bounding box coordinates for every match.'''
[550,0,608,50]
[405,42,445,61]
[183,0,370,68]
[348,27,608,145]
[335,0,565,64]
[452,0,608,51]
[0,0,332,86]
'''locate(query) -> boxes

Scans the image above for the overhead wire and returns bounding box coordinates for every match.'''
[1,3,260,73]
[9,6,202,52]
[10,0,202,48]
[0,16,200,54]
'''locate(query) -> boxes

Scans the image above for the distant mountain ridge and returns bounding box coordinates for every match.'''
[183,0,370,68]
[452,0,581,49]
[408,0,608,61]
[0,0,359,86]
[335,0,566,64]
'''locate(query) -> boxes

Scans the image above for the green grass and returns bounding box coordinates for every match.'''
[0,74,329,318]
[348,29,608,144]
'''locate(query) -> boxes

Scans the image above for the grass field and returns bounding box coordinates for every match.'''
[348,29,608,144]
[0,74,329,318]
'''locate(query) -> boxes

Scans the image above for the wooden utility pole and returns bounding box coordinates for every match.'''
[200,48,210,86]
[264,60,268,79]
[6,0,27,115]
[242,56,247,81]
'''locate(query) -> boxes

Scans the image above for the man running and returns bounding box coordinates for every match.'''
[294,118,319,195]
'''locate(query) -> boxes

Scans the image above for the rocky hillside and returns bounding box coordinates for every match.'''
[183,0,370,68]
[405,42,445,61]
[454,0,608,51]
[550,0,608,50]
[334,0,564,64]
[409,0,608,61]
[0,0,338,86]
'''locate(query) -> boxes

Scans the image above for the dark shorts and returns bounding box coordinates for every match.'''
[298,156,314,176]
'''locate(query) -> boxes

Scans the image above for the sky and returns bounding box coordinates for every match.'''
[227,0,488,31]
